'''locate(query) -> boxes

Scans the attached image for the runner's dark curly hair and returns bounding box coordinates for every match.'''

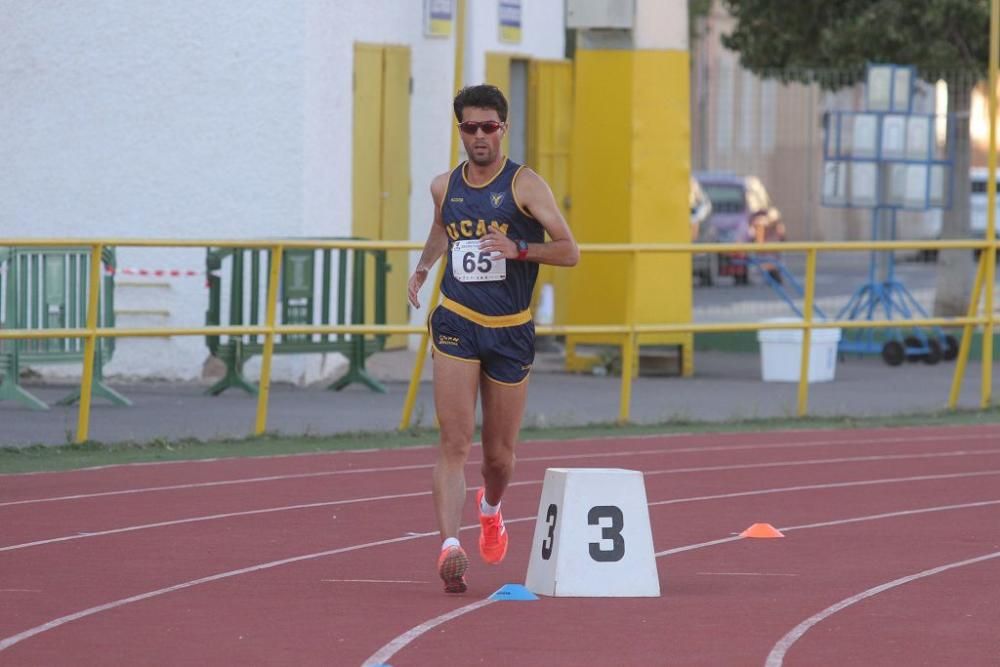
[453,84,508,122]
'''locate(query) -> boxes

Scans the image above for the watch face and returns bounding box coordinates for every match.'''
[517,240,528,251]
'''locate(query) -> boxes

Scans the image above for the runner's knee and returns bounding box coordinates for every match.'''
[480,446,515,476]
[439,430,473,465]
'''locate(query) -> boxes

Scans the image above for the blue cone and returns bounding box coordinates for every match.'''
[490,584,539,601]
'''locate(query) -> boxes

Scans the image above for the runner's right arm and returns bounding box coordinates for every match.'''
[408,172,451,309]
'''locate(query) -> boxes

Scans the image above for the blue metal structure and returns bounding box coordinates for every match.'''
[821,64,959,365]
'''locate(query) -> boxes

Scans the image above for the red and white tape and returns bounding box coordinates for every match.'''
[106,267,204,277]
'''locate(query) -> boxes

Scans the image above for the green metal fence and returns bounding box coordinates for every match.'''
[0,246,130,410]
[205,241,389,396]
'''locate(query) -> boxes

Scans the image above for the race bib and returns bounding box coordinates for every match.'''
[451,239,506,283]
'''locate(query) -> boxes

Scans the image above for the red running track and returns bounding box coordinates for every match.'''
[1,424,999,666]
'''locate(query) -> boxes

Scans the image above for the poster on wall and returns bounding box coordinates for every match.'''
[499,0,522,43]
[424,0,453,38]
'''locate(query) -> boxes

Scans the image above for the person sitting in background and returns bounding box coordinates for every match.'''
[750,209,786,284]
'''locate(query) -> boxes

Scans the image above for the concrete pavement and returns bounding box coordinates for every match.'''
[1,347,994,448]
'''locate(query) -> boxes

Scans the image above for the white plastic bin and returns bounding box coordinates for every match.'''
[757,318,842,383]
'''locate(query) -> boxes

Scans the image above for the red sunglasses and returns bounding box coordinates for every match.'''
[457,120,504,135]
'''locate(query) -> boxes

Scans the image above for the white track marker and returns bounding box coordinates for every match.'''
[765,550,1000,667]
[4,432,994,507]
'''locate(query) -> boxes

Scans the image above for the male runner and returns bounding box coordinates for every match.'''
[408,84,579,593]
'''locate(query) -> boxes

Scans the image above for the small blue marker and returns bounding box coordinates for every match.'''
[490,583,539,601]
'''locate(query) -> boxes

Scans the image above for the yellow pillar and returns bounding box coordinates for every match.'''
[563,0,693,378]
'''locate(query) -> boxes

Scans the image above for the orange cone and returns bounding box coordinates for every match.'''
[740,523,785,538]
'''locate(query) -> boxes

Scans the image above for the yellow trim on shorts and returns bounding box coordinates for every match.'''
[483,370,532,387]
[441,297,531,328]
[511,165,535,219]
[432,345,481,364]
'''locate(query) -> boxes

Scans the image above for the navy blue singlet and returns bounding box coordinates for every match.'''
[439,159,545,316]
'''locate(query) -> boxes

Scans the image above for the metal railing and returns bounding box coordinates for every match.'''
[0,236,995,444]
[204,243,388,395]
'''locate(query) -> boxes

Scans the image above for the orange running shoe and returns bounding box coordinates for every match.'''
[476,487,509,565]
[437,545,468,594]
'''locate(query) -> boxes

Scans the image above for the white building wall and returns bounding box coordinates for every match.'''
[464,1,565,85]
[1,0,565,383]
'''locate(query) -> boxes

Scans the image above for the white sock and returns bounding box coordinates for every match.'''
[441,537,460,551]
[480,494,501,516]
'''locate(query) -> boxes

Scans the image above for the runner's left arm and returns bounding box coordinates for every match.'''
[478,168,579,267]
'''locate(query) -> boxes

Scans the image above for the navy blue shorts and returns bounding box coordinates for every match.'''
[430,299,535,385]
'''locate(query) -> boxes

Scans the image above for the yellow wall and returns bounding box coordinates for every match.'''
[564,49,693,373]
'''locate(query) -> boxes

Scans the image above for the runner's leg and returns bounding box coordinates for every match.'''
[479,376,529,505]
[432,353,480,541]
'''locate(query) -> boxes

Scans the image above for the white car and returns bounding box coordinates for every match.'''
[970,166,1000,240]
[898,167,999,261]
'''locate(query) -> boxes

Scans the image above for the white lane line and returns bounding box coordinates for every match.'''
[764,551,1000,667]
[0,491,429,553]
[3,480,1000,656]
[2,433,994,508]
[0,464,432,508]
[697,573,800,577]
[320,579,428,585]
[641,449,1000,479]
[647,469,1000,508]
[361,598,497,667]
[0,530,441,653]
[5,465,999,554]
[779,499,1000,532]
[365,499,1000,667]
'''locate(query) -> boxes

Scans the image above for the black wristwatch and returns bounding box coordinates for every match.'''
[516,239,529,261]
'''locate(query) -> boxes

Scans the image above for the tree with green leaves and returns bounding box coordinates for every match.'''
[718,0,991,316]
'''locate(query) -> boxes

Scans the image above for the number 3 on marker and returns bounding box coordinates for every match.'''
[588,505,625,562]
[540,503,558,560]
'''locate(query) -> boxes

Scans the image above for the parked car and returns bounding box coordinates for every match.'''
[901,167,998,261]
[971,166,1000,259]
[693,171,785,285]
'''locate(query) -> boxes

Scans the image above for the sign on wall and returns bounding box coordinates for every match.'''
[499,0,522,43]
[424,0,453,38]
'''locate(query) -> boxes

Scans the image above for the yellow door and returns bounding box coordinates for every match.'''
[353,43,411,348]
[352,44,383,242]
[485,53,513,157]
[527,59,573,322]
[486,53,572,322]
[380,46,411,348]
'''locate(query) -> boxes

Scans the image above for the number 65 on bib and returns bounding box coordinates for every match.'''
[451,239,506,282]
[525,468,661,597]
